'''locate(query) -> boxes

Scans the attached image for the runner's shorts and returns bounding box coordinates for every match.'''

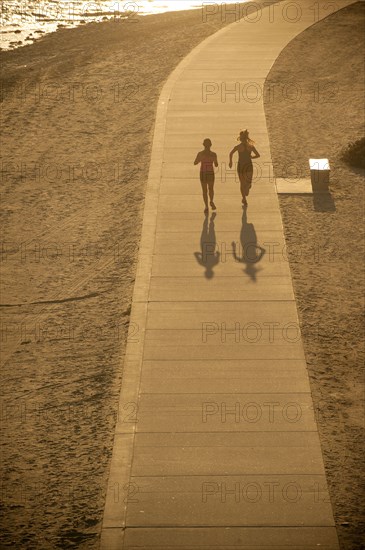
[200,172,215,185]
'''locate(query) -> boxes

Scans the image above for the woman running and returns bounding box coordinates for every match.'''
[229,130,260,207]
[194,138,218,214]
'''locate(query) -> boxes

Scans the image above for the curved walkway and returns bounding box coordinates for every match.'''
[101,2,356,548]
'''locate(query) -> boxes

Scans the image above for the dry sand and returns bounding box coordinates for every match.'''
[264,3,365,548]
[0,1,364,549]
[0,3,273,548]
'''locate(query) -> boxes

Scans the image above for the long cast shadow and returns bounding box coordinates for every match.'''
[194,212,219,279]
[312,190,336,212]
[232,208,266,282]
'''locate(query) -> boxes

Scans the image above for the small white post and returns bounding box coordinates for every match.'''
[309,158,330,192]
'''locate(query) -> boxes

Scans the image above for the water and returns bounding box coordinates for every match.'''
[0,0,245,50]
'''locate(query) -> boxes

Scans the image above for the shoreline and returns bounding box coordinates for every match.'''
[1,0,247,51]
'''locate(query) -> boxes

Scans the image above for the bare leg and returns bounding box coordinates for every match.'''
[239,173,248,205]
[208,181,216,210]
[200,180,209,211]
[244,169,253,197]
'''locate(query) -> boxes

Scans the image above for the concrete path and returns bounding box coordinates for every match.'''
[101,2,356,547]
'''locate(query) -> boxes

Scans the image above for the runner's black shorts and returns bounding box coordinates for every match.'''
[200,172,215,185]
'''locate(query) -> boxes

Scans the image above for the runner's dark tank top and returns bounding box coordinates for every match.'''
[238,147,253,167]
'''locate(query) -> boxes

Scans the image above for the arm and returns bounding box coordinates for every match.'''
[194,252,203,265]
[257,246,266,261]
[231,241,241,263]
[251,147,260,159]
[214,153,218,168]
[229,146,238,168]
[194,152,201,166]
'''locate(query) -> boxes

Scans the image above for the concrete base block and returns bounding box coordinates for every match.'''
[275,178,313,194]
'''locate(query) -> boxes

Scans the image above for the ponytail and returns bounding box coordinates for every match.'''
[238,129,255,146]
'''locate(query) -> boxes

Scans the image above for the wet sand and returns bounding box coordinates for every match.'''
[0,1,364,549]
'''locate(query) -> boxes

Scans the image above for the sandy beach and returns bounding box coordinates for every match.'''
[1,1,364,548]
[0,3,273,548]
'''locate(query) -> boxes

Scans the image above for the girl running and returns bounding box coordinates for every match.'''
[194,138,218,214]
[229,130,260,207]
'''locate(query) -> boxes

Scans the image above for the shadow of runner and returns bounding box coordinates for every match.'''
[194,212,219,279]
[232,208,266,282]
